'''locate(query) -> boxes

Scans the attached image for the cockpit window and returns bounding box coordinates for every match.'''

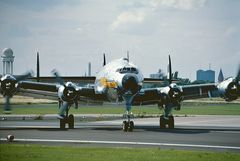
[116,67,138,74]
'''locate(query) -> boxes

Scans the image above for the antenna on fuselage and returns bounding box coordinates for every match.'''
[37,52,40,82]
[127,51,129,62]
[103,53,106,66]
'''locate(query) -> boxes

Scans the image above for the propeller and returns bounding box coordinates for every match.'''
[168,84,183,104]
[235,65,240,95]
[168,55,172,84]
[236,65,240,83]
[52,69,65,86]
[0,71,33,113]
[51,70,79,118]
[227,65,240,98]
[160,55,183,108]
[103,53,106,66]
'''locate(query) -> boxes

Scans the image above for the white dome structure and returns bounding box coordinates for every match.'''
[3,48,14,57]
[1,48,15,75]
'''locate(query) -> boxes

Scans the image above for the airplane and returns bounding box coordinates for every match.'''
[0,54,239,131]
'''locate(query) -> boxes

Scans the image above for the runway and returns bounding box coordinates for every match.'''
[1,115,240,152]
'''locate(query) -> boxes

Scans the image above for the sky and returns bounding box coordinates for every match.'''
[0,0,239,81]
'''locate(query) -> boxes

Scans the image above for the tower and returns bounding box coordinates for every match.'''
[88,62,91,76]
[218,68,224,82]
[1,48,15,75]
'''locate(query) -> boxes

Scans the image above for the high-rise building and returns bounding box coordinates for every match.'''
[196,69,215,82]
[218,68,224,82]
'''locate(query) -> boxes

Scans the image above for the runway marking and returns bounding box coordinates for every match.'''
[1,138,240,150]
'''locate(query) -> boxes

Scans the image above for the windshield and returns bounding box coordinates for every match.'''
[116,67,138,74]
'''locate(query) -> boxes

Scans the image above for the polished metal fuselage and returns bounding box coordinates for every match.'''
[94,58,144,102]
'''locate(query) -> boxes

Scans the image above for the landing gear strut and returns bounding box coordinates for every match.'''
[160,115,174,129]
[60,114,75,129]
[122,94,135,132]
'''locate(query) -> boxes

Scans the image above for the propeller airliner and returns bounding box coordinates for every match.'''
[0,55,239,131]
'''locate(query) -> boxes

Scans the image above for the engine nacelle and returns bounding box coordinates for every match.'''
[217,78,239,101]
[57,82,78,103]
[0,75,18,97]
[159,83,183,109]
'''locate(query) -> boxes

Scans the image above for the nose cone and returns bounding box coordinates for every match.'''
[122,75,139,94]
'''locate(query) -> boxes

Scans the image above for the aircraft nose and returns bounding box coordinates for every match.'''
[122,75,139,94]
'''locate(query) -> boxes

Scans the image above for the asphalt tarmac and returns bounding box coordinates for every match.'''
[1,115,240,152]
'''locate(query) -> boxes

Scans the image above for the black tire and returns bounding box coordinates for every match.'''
[128,121,134,132]
[122,121,128,132]
[60,119,65,129]
[160,115,166,129]
[68,114,74,129]
[168,116,174,129]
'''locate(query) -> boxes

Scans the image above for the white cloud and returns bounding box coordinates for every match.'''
[150,0,206,10]
[111,11,146,31]
[111,0,207,32]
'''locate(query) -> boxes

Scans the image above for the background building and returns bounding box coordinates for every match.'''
[196,69,215,82]
[150,69,165,79]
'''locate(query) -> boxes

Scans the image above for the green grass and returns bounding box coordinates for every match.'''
[0,103,240,115]
[0,144,239,161]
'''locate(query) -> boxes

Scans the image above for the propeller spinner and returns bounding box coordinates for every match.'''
[0,71,33,113]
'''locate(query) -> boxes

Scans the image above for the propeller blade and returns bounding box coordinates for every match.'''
[236,65,240,82]
[51,69,65,86]
[58,101,68,117]
[168,55,172,84]
[15,71,33,81]
[4,95,11,113]
[37,52,40,82]
[103,53,106,66]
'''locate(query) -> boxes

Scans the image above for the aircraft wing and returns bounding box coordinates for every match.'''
[143,78,178,83]
[17,81,59,100]
[180,83,217,100]
[28,76,96,84]
[132,82,228,106]
[18,81,104,101]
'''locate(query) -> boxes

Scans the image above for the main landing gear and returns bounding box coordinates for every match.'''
[122,113,134,132]
[59,114,74,129]
[160,115,174,129]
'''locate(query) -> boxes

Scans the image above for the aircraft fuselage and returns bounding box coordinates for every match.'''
[94,58,144,102]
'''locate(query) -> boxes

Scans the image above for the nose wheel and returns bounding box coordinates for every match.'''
[122,121,134,132]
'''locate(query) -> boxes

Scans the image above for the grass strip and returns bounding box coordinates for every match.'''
[1,103,240,115]
[0,144,240,161]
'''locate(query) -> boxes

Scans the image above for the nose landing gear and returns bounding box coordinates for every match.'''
[122,115,134,132]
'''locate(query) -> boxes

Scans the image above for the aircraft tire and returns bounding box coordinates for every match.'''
[160,115,166,129]
[122,121,128,132]
[68,114,74,129]
[168,115,174,129]
[128,121,134,132]
[60,119,66,129]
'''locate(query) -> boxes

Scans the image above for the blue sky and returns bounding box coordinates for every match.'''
[0,0,239,81]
